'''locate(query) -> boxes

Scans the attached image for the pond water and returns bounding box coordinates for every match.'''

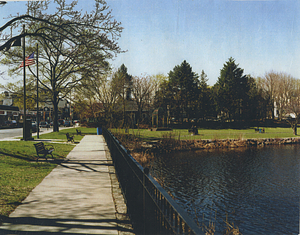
[150,145,300,234]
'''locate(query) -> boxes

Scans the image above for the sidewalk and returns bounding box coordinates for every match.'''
[0,135,134,234]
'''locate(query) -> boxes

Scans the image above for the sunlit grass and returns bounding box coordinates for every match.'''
[110,127,297,140]
[0,141,74,224]
[33,127,98,141]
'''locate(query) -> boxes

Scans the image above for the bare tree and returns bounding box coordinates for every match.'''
[78,72,120,126]
[275,73,295,120]
[282,77,300,135]
[131,75,155,125]
[260,71,281,119]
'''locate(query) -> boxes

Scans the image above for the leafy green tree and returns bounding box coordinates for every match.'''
[0,79,49,113]
[0,0,123,131]
[152,74,169,113]
[153,79,172,112]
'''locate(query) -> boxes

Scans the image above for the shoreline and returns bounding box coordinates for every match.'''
[112,132,300,167]
[136,137,300,154]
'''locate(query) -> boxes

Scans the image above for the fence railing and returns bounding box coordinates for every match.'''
[103,127,203,235]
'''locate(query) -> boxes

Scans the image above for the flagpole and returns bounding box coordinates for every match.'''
[36,43,39,139]
[22,24,27,141]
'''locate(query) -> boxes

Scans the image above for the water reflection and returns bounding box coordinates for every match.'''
[150,145,300,234]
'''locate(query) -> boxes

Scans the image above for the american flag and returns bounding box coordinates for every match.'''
[19,52,35,68]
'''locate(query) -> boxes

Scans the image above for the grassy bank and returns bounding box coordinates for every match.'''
[0,141,75,223]
[0,128,100,224]
[0,127,100,224]
[110,127,300,168]
[27,127,94,141]
[110,127,297,141]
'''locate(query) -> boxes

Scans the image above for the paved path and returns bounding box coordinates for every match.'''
[0,135,133,234]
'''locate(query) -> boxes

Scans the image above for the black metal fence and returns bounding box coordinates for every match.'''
[103,127,203,235]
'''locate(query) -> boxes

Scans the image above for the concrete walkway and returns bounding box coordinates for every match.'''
[0,135,134,235]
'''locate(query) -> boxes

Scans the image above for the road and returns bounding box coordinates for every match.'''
[0,127,63,140]
[0,128,24,139]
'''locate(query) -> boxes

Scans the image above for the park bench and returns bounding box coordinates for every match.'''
[255,128,265,133]
[76,129,81,135]
[66,133,74,142]
[188,126,198,135]
[34,142,54,161]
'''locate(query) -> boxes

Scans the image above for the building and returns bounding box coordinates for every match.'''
[0,104,20,126]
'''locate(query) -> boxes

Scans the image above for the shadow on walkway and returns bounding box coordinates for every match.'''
[1,216,133,234]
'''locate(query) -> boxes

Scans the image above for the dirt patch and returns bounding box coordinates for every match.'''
[104,144,135,235]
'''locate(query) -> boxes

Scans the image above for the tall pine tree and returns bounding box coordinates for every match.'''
[214,57,250,121]
[168,60,199,123]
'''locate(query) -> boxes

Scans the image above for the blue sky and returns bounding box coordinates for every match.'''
[1,0,300,85]
[106,0,300,85]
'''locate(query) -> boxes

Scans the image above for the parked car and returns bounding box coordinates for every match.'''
[4,121,12,127]
[39,121,50,128]
[32,122,39,132]
[63,120,72,127]
[58,119,64,126]
[11,120,18,127]
[4,120,18,127]
[72,120,80,126]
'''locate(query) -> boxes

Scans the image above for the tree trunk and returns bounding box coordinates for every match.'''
[293,124,297,135]
[290,117,299,135]
[53,97,59,132]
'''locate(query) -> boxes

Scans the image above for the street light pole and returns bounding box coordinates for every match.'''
[22,24,27,141]
[36,43,39,138]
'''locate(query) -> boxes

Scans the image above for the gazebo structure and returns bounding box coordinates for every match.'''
[152,107,170,130]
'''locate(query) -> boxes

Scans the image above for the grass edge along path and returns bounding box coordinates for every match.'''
[0,127,98,224]
[0,128,94,225]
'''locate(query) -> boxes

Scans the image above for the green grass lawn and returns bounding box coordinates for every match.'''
[0,126,296,224]
[31,127,98,141]
[0,127,100,224]
[0,129,91,224]
[110,127,297,141]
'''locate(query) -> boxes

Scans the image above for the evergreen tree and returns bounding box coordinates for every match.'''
[168,60,199,123]
[214,57,250,121]
[197,70,212,121]
[112,64,132,126]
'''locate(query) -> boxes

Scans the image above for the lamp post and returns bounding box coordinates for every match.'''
[0,1,7,5]
[36,43,39,138]
[22,25,28,140]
